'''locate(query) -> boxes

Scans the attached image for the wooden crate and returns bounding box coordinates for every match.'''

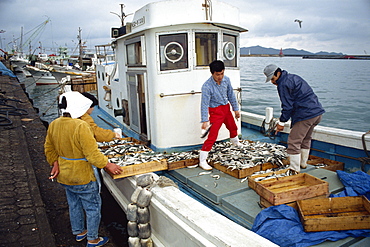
[106,159,168,179]
[211,161,261,179]
[254,173,329,205]
[248,168,297,190]
[167,160,186,171]
[167,158,200,171]
[260,194,328,210]
[185,158,199,167]
[307,155,344,171]
[297,196,370,232]
[71,75,97,92]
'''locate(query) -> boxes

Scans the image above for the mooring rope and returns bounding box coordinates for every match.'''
[260,117,279,140]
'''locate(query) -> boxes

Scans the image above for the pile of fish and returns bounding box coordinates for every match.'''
[97,138,138,148]
[209,140,288,170]
[312,163,328,168]
[109,151,166,166]
[98,138,288,170]
[99,144,152,158]
[251,168,298,183]
[164,150,199,163]
[108,150,200,167]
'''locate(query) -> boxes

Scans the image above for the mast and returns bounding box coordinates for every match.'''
[20,27,23,54]
[78,27,83,69]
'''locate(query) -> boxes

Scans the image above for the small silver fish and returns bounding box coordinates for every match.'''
[198,171,212,176]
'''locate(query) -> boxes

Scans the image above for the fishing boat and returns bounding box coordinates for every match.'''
[90,0,370,246]
[49,65,93,84]
[25,63,58,85]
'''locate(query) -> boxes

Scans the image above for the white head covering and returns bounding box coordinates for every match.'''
[58,91,92,119]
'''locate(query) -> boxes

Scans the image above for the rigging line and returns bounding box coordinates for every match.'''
[26,75,42,88]
[32,83,63,100]
[41,97,58,116]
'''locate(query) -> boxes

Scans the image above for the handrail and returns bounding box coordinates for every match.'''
[159,90,200,98]
[159,88,242,98]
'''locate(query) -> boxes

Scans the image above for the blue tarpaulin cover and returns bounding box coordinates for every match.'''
[0,61,16,77]
[252,170,370,247]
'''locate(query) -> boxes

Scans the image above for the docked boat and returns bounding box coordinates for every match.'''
[89,0,370,246]
[49,65,94,84]
[9,52,29,68]
[25,63,58,85]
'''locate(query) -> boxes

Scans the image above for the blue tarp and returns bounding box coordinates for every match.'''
[252,171,370,247]
[0,61,16,78]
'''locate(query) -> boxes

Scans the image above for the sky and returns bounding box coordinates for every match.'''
[1,0,369,55]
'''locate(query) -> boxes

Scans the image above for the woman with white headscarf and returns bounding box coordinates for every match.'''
[44,91,122,247]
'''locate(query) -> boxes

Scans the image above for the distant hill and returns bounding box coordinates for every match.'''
[241,45,343,56]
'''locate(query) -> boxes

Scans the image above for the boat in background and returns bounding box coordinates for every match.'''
[89,0,370,246]
[49,64,93,84]
[9,52,29,68]
[25,63,57,85]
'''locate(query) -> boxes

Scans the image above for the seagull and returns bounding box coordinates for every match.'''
[294,19,303,28]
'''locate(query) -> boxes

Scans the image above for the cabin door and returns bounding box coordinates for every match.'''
[127,72,147,138]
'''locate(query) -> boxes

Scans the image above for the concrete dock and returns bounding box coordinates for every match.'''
[0,71,56,246]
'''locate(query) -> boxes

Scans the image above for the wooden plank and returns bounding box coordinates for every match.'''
[106,159,168,179]
[167,160,186,171]
[297,196,370,232]
[185,158,199,167]
[260,194,328,210]
[260,196,299,210]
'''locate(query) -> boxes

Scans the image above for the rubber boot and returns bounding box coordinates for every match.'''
[289,154,301,173]
[199,151,212,170]
[230,136,242,147]
[300,149,310,169]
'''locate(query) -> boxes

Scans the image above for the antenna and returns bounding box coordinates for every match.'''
[110,3,133,27]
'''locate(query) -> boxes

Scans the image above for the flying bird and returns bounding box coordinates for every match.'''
[294,19,302,28]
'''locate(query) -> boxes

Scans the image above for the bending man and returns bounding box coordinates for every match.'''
[263,64,325,172]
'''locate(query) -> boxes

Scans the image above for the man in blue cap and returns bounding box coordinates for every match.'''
[263,64,325,172]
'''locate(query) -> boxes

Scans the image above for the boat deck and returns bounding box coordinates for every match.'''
[91,107,370,247]
[166,165,343,229]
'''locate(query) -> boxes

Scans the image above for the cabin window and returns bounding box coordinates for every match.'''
[125,36,143,67]
[222,34,237,67]
[195,33,217,66]
[159,33,188,71]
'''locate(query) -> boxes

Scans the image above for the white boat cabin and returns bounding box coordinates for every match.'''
[96,0,247,152]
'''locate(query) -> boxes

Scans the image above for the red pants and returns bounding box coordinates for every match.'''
[201,104,238,151]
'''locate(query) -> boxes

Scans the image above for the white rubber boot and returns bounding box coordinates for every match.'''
[230,136,242,147]
[289,154,301,173]
[300,149,310,169]
[199,151,212,170]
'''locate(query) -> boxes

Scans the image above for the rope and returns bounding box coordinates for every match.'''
[260,117,279,140]
[359,130,370,172]
[0,93,28,127]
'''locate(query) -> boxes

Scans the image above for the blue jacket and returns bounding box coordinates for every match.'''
[277,70,325,126]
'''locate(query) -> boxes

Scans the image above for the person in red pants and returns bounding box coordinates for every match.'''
[199,60,241,170]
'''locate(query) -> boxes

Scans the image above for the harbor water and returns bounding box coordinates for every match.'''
[19,56,370,133]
